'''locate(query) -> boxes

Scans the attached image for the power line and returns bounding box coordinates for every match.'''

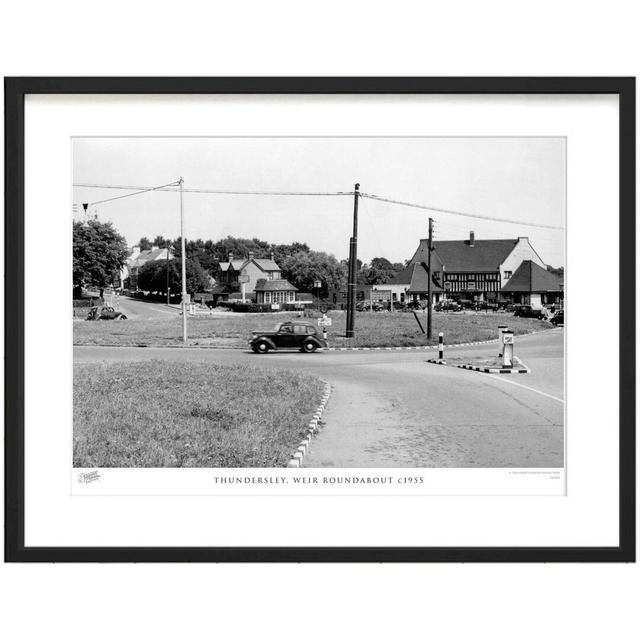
[82,180,181,207]
[360,192,565,231]
[74,182,354,198]
[73,181,565,231]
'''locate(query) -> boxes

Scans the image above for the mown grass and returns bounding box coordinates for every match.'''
[73,309,551,349]
[74,360,324,467]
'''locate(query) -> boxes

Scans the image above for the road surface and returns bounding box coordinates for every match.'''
[74,328,564,468]
[113,296,181,320]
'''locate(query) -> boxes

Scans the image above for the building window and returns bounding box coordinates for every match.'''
[504,271,512,279]
[433,271,440,280]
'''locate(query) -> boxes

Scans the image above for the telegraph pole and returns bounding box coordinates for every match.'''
[346,183,360,338]
[427,217,433,339]
[179,177,188,342]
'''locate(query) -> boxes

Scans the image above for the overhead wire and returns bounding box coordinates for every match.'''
[81,180,182,207]
[73,181,565,232]
[74,182,354,198]
[359,192,565,231]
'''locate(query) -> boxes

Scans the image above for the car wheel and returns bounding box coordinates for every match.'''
[255,341,270,354]
[302,341,317,353]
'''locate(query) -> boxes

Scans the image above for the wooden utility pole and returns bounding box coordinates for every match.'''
[179,177,188,342]
[427,217,433,339]
[346,183,360,338]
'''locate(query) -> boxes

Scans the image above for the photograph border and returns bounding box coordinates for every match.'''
[4,76,635,562]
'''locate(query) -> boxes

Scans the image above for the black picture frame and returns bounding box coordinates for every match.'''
[4,77,635,563]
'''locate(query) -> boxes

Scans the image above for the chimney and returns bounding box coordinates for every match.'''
[469,231,475,247]
[248,251,254,260]
[270,250,275,261]
[228,252,234,262]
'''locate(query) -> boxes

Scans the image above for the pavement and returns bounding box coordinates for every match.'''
[74,328,564,468]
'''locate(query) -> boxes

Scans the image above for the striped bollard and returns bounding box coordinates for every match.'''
[438,332,444,361]
[502,330,514,368]
[498,325,508,356]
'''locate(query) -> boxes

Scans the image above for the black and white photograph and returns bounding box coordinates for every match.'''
[72,136,565,473]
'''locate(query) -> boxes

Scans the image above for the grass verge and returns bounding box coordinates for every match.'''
[73,310,552,349]
[74,360,324,467]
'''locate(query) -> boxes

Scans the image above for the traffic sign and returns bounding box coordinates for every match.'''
[318,317,332,327]
[238,274,250,283]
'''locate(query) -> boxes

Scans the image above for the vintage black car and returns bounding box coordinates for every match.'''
[249,321,327,353]
[434,300,461,312]
[513,304,544,319]
[86,305,127,321]
[550,310,564,326]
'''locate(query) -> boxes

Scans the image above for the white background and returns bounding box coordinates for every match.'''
[1,1,638,639]
[27,95,602,548]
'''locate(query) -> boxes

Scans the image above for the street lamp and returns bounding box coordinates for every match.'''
[314,279,322,313]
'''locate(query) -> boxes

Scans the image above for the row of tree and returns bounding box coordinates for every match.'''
[72,220,407,297]
[134,234,406,293]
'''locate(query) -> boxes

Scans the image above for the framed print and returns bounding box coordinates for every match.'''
[4,77,635,562]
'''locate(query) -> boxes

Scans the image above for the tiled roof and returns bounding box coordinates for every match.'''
[254,278,298,292]
[411,238,518,273]
[218,257,281,272]
[253,258,280,271]
[405,262,444,294]
[501,260,563,293]
[129,248,173,268]
[218,260,246,271]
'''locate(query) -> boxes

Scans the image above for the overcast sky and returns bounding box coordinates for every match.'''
[73,137,565,267]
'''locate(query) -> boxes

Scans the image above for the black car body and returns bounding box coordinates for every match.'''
[249,321,327,353]
[513,304,544,319]
[434,300,461,312]
[550,310,564,326]
[86,305,127,321]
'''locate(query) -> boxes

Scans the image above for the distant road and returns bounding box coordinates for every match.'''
[74,329,564,468]
[114,296,180,320]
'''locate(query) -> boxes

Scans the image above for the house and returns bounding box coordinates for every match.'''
[501,260,564,307]
[401,231,546,304]
[122,245,174,289]
[254,278,298,305]
[213,251,295,303]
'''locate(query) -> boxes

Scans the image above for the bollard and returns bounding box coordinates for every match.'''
[438,332,444,361]
[498,325,508,356]
[502,330,514,368]
[322,328,328,340]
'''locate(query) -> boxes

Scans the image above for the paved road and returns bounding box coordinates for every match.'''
[113,296,181,320]
[74,328,564,468]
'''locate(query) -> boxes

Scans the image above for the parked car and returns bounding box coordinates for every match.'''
[249,321,327,354]
[550,310,564,326]
[475,301,499,312]
[406,300,424,310]
[458,299,476,310]
[86,305,127,321]
[513,304,544,319]
[356,300,384,312]
[434,300,461,312]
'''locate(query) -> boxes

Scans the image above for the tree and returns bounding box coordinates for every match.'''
[137,257,210,295]
[546,265,564,278]
[138,237,152,250]
[280,250,347,295]
[358,257,403,285]
[73,220,128,290]
[152,235,170,249]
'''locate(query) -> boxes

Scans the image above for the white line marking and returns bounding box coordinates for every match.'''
[488,376,564,403]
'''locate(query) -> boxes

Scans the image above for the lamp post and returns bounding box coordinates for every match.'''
[314,279,322,313]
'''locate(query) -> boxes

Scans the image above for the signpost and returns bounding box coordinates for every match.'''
[238,274,250,303]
